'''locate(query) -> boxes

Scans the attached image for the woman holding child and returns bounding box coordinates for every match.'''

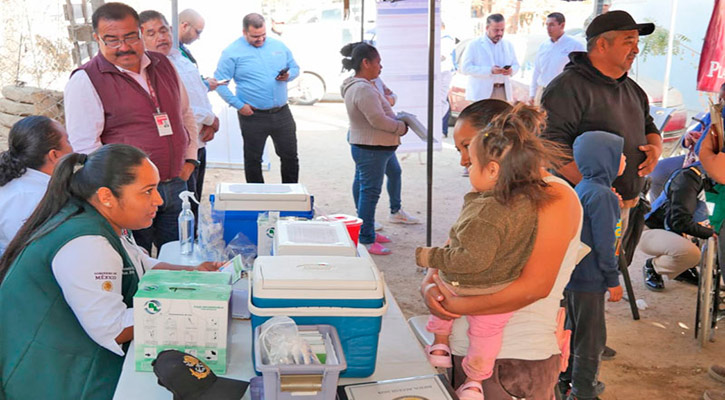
[421,100,584,399]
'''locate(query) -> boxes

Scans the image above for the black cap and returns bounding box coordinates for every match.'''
[152,350,249,400]
[586,10,655,41]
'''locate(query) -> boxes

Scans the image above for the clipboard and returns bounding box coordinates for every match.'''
[396,111,438,144]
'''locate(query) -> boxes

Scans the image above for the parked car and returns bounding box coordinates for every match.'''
[275,4,374,105]
[447,37,687,152]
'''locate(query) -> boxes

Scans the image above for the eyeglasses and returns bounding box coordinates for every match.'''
[101,32,141,49]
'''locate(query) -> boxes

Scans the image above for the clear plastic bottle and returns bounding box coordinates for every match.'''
[178,191,199,255]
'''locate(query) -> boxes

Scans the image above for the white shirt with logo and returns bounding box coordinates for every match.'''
[51,233,159,355]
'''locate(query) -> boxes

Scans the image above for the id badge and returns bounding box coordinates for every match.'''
[154,113,173,136]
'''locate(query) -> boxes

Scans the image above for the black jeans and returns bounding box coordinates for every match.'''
[186,147,207,232]
[560,290,606,399]
[133,177,187,253]
[237,105,298,183]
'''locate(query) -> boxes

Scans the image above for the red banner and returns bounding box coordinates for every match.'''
[697,0,725,92]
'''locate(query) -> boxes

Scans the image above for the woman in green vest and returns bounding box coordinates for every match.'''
[0,144,220,400]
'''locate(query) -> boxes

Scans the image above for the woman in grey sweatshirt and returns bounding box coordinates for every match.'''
[340,43,408,255]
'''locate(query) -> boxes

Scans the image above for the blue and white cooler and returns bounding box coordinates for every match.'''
[248,255,388,378]
[211,183,314,245]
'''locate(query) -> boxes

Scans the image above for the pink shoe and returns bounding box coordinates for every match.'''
[455,381,484,400]
[365,242,391,255]
[424,344,453,368]
[375,233,392,243]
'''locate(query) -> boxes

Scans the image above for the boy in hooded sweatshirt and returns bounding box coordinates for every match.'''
[559,131,625,400]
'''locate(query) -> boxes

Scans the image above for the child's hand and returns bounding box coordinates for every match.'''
[611,187,624,209]
[608,285,623,302]
[415,247,433,268]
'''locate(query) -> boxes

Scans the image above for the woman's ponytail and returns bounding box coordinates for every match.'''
[0,151,26,186]
[0,115,64,187]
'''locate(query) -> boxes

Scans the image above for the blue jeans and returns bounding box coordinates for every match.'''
[353,152,401,216]
[132,177,187,253]
[351,145,397,244]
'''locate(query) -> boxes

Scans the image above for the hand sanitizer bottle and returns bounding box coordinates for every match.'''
[178,191,199,255]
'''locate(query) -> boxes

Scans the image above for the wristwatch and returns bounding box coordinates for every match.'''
[185,159,200,168]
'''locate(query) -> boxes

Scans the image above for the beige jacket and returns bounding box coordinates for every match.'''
[341,77,406,146]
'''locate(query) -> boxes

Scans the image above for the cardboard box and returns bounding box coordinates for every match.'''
[133,270,231,373]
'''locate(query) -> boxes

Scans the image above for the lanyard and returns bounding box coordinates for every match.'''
[146,78,161,114]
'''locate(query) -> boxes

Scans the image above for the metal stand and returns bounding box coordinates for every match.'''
[618,250,640,320]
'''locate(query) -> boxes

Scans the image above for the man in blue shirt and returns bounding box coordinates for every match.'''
[215,13,300,183]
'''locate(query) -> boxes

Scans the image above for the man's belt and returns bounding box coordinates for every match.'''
[252,104,288,114]
[493,83,505,88]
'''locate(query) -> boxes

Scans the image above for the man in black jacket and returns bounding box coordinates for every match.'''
[640,164,714,290]
[541,11,660,212]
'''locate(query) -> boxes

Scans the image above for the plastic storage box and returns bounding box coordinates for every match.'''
[211,183,314,245]
[254,324,346,400]
[248,255,388,377]
[274,220,357,257]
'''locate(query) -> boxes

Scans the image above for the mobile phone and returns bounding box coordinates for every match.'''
[218,79,231,85]
[277,67,290,78]
[503,65,511,70]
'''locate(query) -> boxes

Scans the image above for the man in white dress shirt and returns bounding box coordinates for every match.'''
[460,13,520,102]
[140,10,219,220]
[530,12,585,106]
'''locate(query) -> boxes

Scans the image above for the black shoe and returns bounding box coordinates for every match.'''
[601,345,616,361]
[674,267,699,286]
[644,258,665,291]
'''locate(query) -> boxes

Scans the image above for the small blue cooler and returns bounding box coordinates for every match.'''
[211,183,314,245]
[248,255,388,377]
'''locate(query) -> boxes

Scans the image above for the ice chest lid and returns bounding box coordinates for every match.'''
[275,220,353,247]
[216,183,309,202]
[254,255,380,291]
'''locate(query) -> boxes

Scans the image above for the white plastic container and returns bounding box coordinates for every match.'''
[214,183,311,211]
[274,220,357,257]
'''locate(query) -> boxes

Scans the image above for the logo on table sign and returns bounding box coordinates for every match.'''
[266,227,275,238]
[144,300,162,314]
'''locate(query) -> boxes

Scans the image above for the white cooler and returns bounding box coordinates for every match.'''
[273,220,357,257]
[249,255,388,377]
[211,183,314,245]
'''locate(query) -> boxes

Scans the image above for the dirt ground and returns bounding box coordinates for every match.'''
[3,101,720,398]
[201,102,725,399]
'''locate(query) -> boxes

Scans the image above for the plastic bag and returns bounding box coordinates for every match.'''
[197,201,226,261]
[258,317,319,365]
[224,232,257,270]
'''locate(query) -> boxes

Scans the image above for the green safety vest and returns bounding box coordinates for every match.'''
[0,199,139,400]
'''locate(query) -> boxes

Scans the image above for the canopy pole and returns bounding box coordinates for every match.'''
[426,0,436,247]
[662,0,679,108]
[171,0,179,49]
[360,0,365,41]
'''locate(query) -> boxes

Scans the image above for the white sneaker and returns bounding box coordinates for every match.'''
[374,221,383,231]
[461,167,469,177]
[389,209,421,224]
